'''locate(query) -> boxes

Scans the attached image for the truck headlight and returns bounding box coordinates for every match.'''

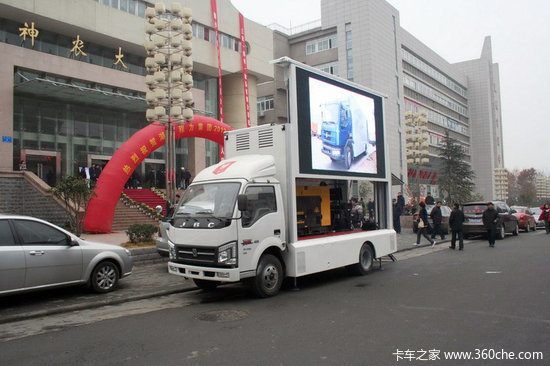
[333,149,341,156]
[218,241,237,266]
[169,242,177,260]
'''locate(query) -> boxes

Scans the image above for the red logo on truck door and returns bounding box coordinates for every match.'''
[212,161,236,175]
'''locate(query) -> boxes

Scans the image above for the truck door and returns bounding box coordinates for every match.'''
[239,185,285,266]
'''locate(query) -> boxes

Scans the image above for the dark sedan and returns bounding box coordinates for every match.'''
[462,201,519,239]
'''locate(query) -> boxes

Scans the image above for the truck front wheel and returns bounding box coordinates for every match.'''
[193,279,220,291]
[251,254,283,298]
[351,243,374,276]
[344,145,352,170]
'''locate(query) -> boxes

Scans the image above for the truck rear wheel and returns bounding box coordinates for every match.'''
[251,254,283,298]
[351,243,374,276]
[193,279,220,291]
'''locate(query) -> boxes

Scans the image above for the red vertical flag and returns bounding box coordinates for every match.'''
[239,13,251,128]
[211,0,224,124]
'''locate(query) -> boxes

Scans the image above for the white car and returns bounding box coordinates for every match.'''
[0,215,133,296]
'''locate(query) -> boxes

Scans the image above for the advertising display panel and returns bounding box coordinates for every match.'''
[295,67,386,179]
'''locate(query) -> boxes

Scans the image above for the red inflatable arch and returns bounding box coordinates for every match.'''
[84,116,233,233]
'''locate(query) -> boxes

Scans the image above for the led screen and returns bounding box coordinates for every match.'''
[295,67,385,179]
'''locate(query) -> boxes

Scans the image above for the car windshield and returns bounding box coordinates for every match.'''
[531,207,541,215]
[463,204,487,214]
[175,183,240,219]
[321,102,340,124]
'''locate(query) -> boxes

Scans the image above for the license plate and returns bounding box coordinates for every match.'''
[470,218,481,223]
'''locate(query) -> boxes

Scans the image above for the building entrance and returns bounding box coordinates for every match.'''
[20,149,61,187]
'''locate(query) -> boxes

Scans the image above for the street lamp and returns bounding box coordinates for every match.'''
[144,2,193,208]
[405,111,429,200]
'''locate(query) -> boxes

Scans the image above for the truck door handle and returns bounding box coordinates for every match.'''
[29,250,45,256]
[274,229,281,236]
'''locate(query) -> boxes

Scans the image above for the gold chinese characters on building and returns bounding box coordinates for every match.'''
[19,22,39,47]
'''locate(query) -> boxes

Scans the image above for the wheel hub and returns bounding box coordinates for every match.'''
[263,265,278,289]
[97,266,115,289]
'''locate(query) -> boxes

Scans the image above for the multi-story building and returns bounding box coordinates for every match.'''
[0,0,273,182]
[535,174,550,200]
[259,0,505,200]
[494,167,508,201]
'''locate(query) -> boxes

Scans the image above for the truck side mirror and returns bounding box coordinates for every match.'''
[237,194,248,212]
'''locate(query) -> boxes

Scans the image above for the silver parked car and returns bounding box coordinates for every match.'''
[0,215,133,296]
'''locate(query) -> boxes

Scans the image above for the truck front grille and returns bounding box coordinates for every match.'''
[175,245,217,266]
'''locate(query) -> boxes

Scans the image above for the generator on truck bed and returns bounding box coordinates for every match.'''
[166,58,396,297]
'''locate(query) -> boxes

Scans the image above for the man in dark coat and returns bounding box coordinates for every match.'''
[482,202,499,247]
[392,199,401,234]
[425,192,435,205]
[449,203,465,250]
[430,201,445,240]
[397,192,405,212]
[367,198,375,219]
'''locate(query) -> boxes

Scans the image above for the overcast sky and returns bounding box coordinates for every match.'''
[231,0,550,174]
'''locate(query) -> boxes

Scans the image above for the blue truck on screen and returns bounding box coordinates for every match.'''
[320,97,376,170]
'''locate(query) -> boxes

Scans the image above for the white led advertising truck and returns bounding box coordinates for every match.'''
[167,58,397,297]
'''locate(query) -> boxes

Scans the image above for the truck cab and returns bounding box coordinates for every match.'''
[167,155,287,296]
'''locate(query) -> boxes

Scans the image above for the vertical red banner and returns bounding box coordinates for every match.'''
[239,13,251,128]
[211,0,224,124]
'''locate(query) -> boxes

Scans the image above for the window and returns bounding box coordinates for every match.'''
[13,220,70,246]
[315,62,339,76]
[257,96,274,114]
[242,186,277,228]
[0,220,16,246]
[305,34,337,55]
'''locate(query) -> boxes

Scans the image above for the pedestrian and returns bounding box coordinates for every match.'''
[430,201,445,240]
[350,197,363,229]
[19,160,26,171]
[539,203,550,234]
[367,198,375,219]
[183,168,192,189]
[482,202,499,247]
[392,198,401,234]
[449,203,465,250]
[397,192,405,212]
[414,201,435,247]
[425,192,435,205]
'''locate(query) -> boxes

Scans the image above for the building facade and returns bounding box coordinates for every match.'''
[0,0,273,184]
[259,0,505,201]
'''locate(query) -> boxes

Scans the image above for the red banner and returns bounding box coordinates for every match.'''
[211,0,224,124]
[239,13,251,128]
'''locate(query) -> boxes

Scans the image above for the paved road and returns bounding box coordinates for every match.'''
[1,230,548,365]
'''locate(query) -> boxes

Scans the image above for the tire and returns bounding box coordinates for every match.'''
[251,254,283,298]
[344,145,352,170]
[90,261,119,293]
[512,222,519,236]
[193,279,220,291]
[351,243,374,276]
[497,224,505,240]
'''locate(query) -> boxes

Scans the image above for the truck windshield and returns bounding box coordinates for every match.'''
[175,183,240,219]
[321,103,340,124]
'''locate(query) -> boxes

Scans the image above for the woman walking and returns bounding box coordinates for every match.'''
[414,201,436,247]
[539,203,550,234]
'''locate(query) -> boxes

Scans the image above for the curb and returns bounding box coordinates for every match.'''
[0,286,198,325]
[396,238,451,253]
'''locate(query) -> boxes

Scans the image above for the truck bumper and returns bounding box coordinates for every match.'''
[168,262,241,282]
[321,144,344,160]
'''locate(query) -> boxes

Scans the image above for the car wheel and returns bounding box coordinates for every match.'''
[193,279,220,291]
[351,243,374,276]
[251,254,283,298]
[90,261,119,293]
[512,223,519,236]
[497,224,505,240]
[344,145,352,170]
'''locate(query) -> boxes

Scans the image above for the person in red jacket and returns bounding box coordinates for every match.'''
[539,203,550,234]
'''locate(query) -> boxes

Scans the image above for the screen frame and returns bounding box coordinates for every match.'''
[294,66,386,179]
